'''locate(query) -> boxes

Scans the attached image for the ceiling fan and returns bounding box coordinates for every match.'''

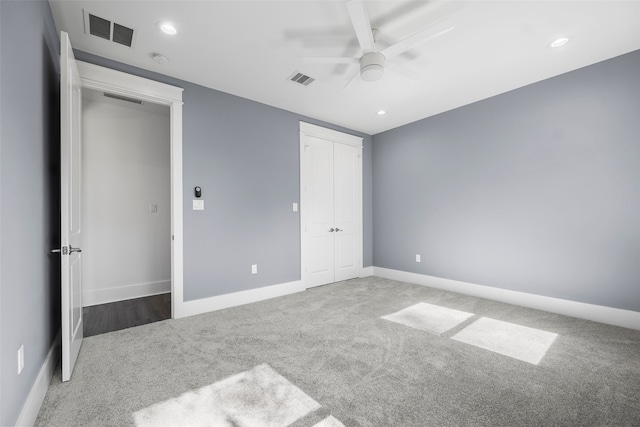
[302,0,454,87]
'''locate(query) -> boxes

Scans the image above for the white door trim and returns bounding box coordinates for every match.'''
[76,61,185,319]
[299,121,363,287]
[300,121,362,147]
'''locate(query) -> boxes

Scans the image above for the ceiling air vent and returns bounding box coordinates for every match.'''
[112,23,134,47]
[88,14,110,40]
[103,92,143,105]
[288,72,315,86]
[84,10,136,48]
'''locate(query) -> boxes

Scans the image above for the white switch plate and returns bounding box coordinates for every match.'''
[251,264,258,274]
[150,203,158,213]
[193,200,204,211]
[18,345,24,375]
[416,254,421,263]
[292,203,298,212]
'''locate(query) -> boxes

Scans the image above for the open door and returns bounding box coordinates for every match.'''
[60,31,83,382]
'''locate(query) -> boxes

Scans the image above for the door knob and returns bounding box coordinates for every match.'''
[329,228,335,232]
[50,245,81,255]
[335,228,343,232]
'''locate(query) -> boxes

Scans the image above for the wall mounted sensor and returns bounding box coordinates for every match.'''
[194,186,202,198]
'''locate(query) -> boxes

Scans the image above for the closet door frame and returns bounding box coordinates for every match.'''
[299,121,363,288]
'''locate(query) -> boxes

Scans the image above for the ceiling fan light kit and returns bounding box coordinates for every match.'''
[360,52,385,82]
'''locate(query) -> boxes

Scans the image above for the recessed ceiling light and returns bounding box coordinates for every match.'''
[376,110,387,116]
[549,36,570,48]
[157,22,177,35]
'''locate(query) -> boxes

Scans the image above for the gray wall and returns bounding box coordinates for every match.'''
[72,51,373,301]
[0,1,61,425]
[373,49,640,312]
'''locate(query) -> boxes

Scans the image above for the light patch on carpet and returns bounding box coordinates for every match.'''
[313,415,346,427]
[452,317,558,365]
[133,363,321,427]
[381,302,474,335]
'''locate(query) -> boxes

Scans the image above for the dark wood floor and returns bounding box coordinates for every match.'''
[83,293,171,337]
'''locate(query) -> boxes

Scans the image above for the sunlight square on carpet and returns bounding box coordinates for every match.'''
[381,302,474,335]
[451,317,558,365]
[133,363,321,427]
[313,415,346,427]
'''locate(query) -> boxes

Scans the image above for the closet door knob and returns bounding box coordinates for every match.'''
[335,228,343,232]
[329,228,335,232]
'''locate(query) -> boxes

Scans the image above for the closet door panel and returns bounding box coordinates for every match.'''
[334,143,360,282]
[302,136,335,287]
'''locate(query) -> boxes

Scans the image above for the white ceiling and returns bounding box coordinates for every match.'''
[49,1,640,135]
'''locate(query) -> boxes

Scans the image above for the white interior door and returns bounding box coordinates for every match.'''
[60,31,83,382]
[333,143,360,282]
[300,122,362,288]
[301,136,335,287]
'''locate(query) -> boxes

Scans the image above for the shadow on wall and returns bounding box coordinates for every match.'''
[43,34,62,338]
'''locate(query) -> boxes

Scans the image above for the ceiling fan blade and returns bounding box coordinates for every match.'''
[343,68,360,91]
[346,0,376,53]
[381,19,454,60]
[385,61,420,82]
[302,57,360,64]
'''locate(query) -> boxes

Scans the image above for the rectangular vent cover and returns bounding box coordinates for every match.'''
[103,92,143,105]
[288,72,315,86]
[112,23,134,47]
[84,10,135,48]
[89,14,110,40]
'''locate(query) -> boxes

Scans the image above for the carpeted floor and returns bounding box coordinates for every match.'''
[35,276,640,426]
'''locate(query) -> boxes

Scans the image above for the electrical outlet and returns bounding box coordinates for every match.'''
[251,264,258,275]
[416,254,421,263]
[18,345,24,375]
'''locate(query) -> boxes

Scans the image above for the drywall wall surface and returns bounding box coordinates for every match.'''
[373,49,640,312]
[81,96,171,303]
[72,50,372,302]
[0,1,61,424]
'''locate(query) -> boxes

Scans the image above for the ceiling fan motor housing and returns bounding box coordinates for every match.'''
[360,52,385,82]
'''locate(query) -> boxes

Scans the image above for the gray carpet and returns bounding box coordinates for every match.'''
[36,277,640,426]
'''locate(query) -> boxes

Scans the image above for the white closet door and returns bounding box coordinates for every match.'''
[333,143,360,282]
[301,135,335,287]
[300,122,362,288]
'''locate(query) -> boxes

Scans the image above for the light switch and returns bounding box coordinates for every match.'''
[193,200,204,211]
[251,264,258,274]
[416,254,421,263]
[293,203,298,212]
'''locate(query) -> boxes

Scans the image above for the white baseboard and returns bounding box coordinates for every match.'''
[83,280,171,307]
[175,280,306,319]
[360,266,374,277]
[16,330,61,427]
[373,267,640,331]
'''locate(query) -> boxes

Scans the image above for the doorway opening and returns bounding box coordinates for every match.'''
[81,88,171,335]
